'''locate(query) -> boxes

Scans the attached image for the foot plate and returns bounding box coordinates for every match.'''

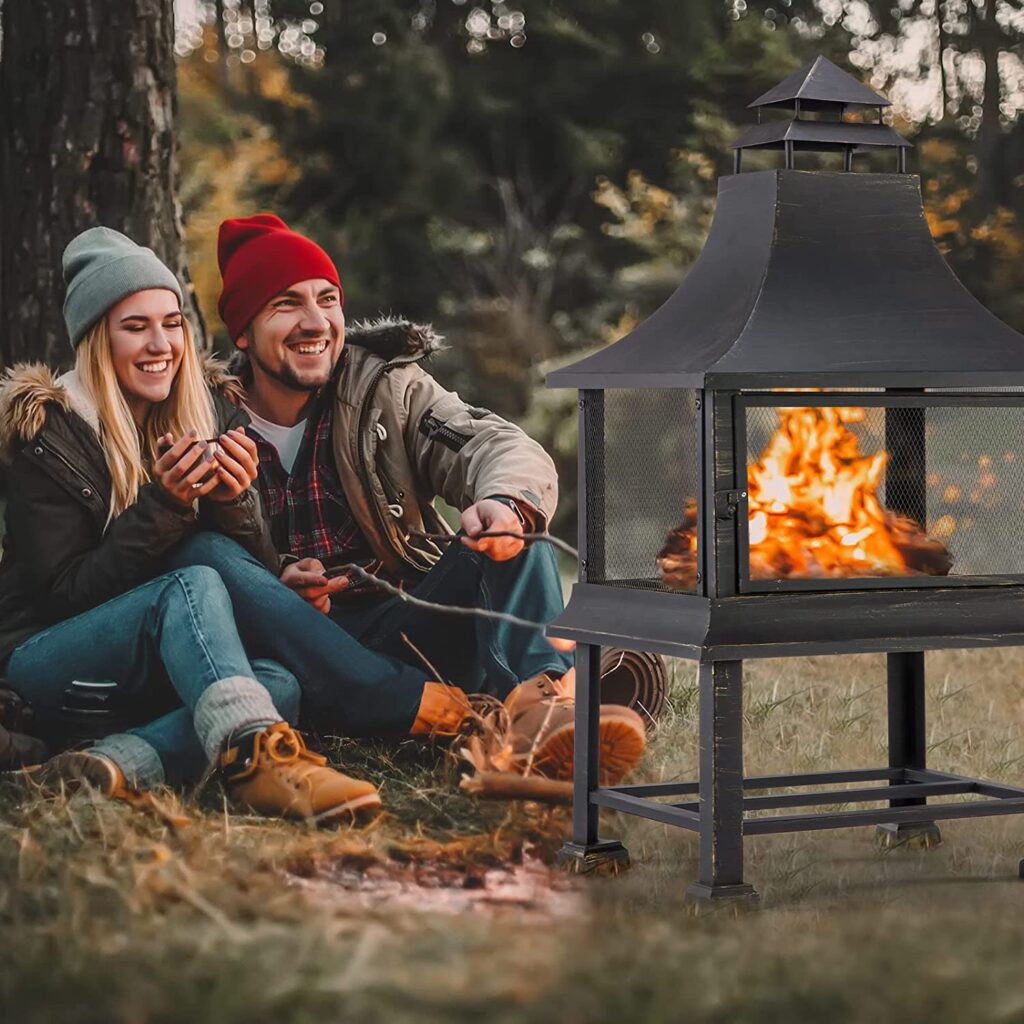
[685,881,761,909]
[557,839,630,875]
[876,822,942,849]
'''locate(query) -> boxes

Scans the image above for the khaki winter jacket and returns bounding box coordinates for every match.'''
[246,318,559,581]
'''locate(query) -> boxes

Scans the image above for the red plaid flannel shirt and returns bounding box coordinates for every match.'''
[249,387,384,592]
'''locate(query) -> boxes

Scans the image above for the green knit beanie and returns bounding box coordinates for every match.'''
[62,227,183,349]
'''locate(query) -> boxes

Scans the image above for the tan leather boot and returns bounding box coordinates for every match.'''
[503,674,646,785]
[408,682,477,737]
[24,749,193,827]
[219,722,381,823]
[412,675,646,785]
[25,749,133,798]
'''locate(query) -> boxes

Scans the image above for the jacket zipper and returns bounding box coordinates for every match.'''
[419,413,470,453]
[356,362,423,570]
[38,438,104,503]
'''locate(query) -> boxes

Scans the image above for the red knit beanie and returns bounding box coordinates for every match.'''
[217,213,343,340]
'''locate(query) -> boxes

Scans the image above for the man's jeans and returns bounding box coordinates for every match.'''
[330,538,572,696]
[167,532,572,735]
[6,567,297,787]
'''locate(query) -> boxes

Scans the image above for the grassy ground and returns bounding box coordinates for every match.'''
[3,647,1024,1023]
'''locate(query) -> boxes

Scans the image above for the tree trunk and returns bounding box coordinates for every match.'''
[935,2,948,123]
[0,0,205,370]
[975,0,1003,212]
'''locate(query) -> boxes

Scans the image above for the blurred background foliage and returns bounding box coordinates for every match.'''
[174,0,1024,537]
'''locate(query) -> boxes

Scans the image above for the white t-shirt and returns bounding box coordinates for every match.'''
[243,405,306,475]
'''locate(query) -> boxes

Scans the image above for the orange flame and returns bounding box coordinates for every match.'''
[746,406,951,580]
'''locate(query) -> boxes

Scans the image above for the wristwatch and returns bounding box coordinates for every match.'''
[487,495,530,529]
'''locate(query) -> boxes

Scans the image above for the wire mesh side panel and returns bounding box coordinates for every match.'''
[586,389,699,591]
[924,407,1024,576]
[744,402,1024,583]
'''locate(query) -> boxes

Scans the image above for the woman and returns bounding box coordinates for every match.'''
[0,227,379,822]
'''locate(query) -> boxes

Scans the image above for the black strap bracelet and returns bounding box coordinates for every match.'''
[486,495,528,528]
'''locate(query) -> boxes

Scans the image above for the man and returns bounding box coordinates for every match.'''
[184,213,645,785]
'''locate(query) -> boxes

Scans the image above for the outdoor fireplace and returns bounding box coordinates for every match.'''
[546,56,1024,905]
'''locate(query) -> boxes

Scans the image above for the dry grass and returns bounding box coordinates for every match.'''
[3,647,1024,1023]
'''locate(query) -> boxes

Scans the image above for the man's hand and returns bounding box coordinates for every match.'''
[279,557,351,614]
[207,429,260,503]
[461,498,527,561]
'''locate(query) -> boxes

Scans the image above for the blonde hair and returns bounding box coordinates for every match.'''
[75,316,217,522]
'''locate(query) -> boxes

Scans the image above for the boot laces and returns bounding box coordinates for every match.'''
[261,725,327,768]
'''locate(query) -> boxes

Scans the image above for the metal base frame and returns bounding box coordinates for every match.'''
[598,767,1024,835]
[562,644,1024,904]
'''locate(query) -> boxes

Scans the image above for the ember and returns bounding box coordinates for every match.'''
[746,405,952,580]
[657,405,953,588]
[656,498,699,590]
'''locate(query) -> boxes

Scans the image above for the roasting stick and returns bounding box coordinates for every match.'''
[332,530,578,633]
[343,564,549,632]
[409,528,580,561]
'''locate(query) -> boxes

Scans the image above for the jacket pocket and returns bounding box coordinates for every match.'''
[26,441,105,516]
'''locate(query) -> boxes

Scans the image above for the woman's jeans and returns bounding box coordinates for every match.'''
[165,532,572,736]
[6,567,297,787]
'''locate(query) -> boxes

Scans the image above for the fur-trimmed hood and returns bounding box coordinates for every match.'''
[227,316,445,378]
[0,355,242,465]
[347,317,445,362]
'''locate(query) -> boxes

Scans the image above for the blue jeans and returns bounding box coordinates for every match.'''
[6,567,297,787]
[331,538,572,696]
[165,532,571,735]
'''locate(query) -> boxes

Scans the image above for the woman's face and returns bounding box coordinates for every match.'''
[106,289,186,412]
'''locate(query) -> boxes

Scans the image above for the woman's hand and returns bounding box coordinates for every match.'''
[153,432,221,507]
[206,428,260,503]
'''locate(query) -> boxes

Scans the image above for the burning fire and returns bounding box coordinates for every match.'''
[657,404,953,588]
[746,405,951,580]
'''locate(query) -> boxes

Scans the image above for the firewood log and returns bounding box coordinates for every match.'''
[460,771,573,805]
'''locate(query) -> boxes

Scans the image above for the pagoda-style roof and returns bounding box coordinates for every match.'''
[731,118,910,154]
[545,169,1024,390]
[547,56,1024,391]
[749,55,889,111]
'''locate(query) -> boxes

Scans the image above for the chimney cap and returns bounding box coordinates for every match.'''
[731,119,911,153]
[749,55,890,112]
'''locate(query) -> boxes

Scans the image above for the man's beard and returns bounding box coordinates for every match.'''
[250,340,336,392]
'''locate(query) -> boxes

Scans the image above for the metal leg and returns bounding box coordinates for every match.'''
[557,642,629,872]
[686,660,759,905]
[878,651,941,847]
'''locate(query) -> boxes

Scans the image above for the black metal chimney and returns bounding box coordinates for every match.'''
[547,56,1024,391]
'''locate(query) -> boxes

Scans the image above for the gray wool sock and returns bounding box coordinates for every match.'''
[91,733,166,789]
[192,676,282,763]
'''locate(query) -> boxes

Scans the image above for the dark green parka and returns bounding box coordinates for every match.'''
[0,360,277,668]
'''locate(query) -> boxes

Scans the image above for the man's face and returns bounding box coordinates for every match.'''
[237,278,345,392]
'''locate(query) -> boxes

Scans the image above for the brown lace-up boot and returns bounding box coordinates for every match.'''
[219,722,381,823]
[502,673,646,784]
[410,674,646,785]
[25,749,132,798]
